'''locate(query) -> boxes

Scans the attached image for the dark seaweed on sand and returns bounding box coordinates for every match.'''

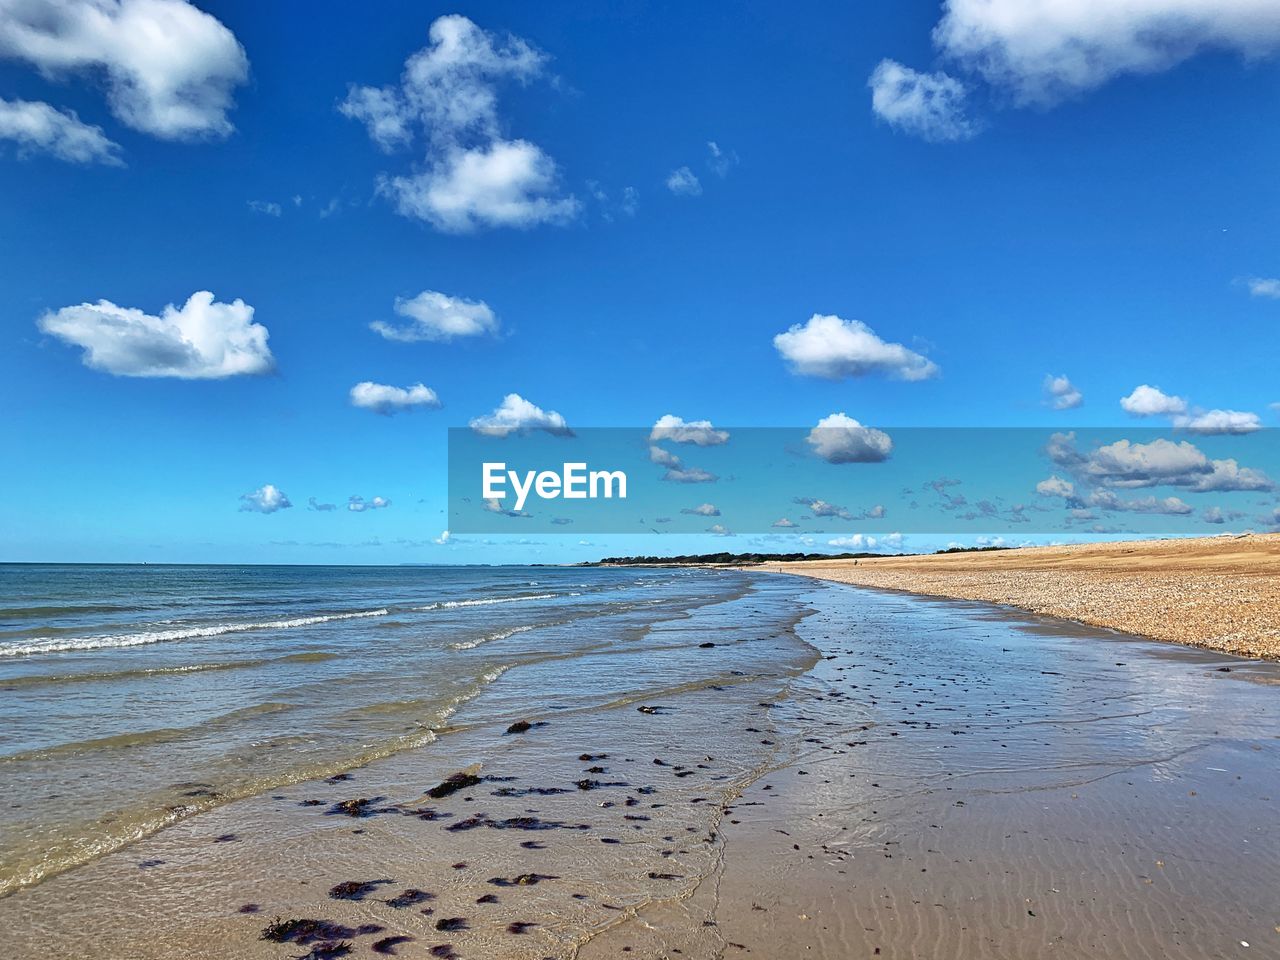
[261,918,373,945]
[328,878,394,901]
[384,888,433,908]
[426,773,482,799]
[371,935,414,955]
[435,917,468,932]
[488,873,557,887]
[294,942,351,960]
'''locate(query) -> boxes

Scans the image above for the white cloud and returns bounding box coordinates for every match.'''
[370,290,499,342]
[774,314,938,380]
[868,60,974,142]
[793,496,853,520]
[707,523,732,536]
[0,0,248,140]
[1043,374,1083,410]
[1089,490,1193,515]
[247,200,281,217]
[648,444,680,467]
[1120,384,1187,416]
[1190,458,1273,493]
[0,97,121,164]
[649,414,729,446]
[433,529,451,544]
[1048,433,1274,493]
[665,166,701,196]
[828,532,904,551]
[1035,475,1075,499]
[934,0,1280,106]
[349,381,441,415]
[383,140,579,232]
[1172,409,1262,435]
[37,290,273,378]
[681,503,720,517]
[771,518,797,528]
[470,393,571,437]
[240,484,291,514]
[341,14,576,232]
[663,466,718,483]
[706,140,738,177]
[348,495,391,512]
[1244,276,1280,299]
[806,412,894,464]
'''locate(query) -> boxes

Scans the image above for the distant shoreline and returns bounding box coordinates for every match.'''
[757,532,1280,660]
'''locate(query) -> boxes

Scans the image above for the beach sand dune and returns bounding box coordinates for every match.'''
[762,533,1280,659]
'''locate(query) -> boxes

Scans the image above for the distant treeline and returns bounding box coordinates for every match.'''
[931,545,1012,554]
[592,551,890,566]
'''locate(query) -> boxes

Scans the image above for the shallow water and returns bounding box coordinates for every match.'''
[0,564,799,896]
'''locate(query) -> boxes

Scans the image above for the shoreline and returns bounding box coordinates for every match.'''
[759,533,1280,660]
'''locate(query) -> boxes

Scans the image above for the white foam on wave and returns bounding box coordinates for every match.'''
[449,625,536,650]
[413,593,557,612]
[1,609,389,657]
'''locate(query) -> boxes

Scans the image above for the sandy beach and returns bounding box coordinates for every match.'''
[761,533,1280,660]
[4,568,1278,959]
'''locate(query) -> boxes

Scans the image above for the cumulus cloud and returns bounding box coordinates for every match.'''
[868,60,974,142]
[806,413,894,464]
[371,290,499,343]
[774,314,938,380]
[1043,374,1083,410]
[1035,475,1075,499]
[1088,490,1193,516]
[1172,409,1262,435]
[681,503,720,517]
[873,1,1280,138]
[1048,432,1273,493]
[706,523,732,536]
[348,495,391,512]
[1120,384,1187,416]
[483,497,530,518]
[665,166,701,196]
[37,290,273,378]
[828,532,904,551]
[433,529,451,544]
[470,393,571,437]
[0,0,248,140]
[308,497,336,512]
[349,381,441,415]
[1244,277,1280,299]
[383,140,579,232]
[649,414,729,446]
[934,0,1280,106]
[663,466,718,483]
[0,97,121,163]
[771,518,797,528]
[240,484,291,514]
[341,14,577,232]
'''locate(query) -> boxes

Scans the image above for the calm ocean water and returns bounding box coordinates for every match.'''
[0,563,812,897]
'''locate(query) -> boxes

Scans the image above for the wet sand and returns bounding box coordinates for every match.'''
[3,577,1279,959]
[763,533,1280,659]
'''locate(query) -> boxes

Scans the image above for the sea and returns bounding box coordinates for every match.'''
[0,563,816,897]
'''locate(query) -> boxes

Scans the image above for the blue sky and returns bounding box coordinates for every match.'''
[2,0,1278,564]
